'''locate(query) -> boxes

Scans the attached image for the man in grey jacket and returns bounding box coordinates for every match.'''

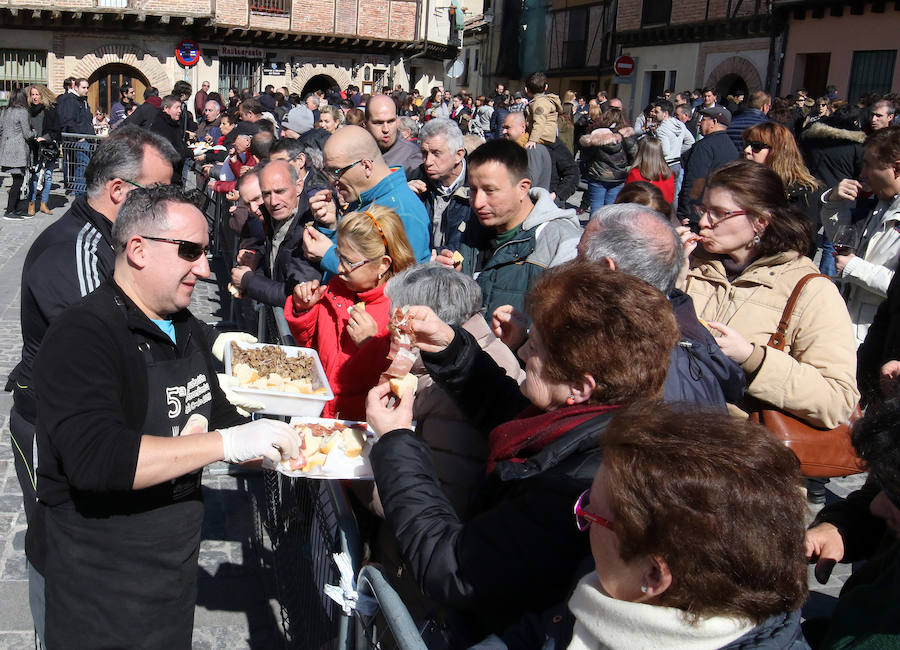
[649,99,694,208]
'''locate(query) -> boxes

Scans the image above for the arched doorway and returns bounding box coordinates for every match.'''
[300,74,338,98]
[715,73,749,102]
[89,64,148,116]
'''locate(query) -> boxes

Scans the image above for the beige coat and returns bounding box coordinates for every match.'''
[683,251,859,429]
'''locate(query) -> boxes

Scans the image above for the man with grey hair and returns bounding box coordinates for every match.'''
[576,203,744,407]
[408,118,478,254]
[10,126,179,525]
[27,184,299,648]
[397,116,419,142]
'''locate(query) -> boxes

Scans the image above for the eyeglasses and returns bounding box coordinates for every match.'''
[121,178,145,190]
[574,489,614,532]
[141,236,209,261]
[744,140,770,154]
[337,253,372,273]
[326,159,365,181]
[692,205,748,227]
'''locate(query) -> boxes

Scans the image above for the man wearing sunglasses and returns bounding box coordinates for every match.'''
[309,125,430,275]
[26,185,300,649]
[676,106,739,223]
[10,126,179,528]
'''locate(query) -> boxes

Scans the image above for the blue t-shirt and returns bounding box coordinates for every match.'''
[152,319,176,344]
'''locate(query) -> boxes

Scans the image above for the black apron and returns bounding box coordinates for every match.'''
[44,336,214,650]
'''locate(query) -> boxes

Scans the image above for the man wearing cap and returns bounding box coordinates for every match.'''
[677,106,739,222]
[208,121,260,194]
[282,105,315,139]
[365,94,423,180]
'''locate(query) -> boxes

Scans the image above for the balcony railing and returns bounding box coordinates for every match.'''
[249,0,290,16]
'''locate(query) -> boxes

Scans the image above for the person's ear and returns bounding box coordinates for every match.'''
[636,555,673,602]
[601,257,617,272]
[377,255,392,279]
[109,178,130,206]
[892,160,900,180]
[517,177,531,198]
[124,235,148,269]
[568,374,597,404]
[754,213,771,235]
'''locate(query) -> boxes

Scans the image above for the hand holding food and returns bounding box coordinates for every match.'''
[404,306,455,354]
[302,226,333,263]
[309,189,337,226]
[366,381,414,437]
[346,303,378,347]
[211,331,258,362]
[292,281,327,313]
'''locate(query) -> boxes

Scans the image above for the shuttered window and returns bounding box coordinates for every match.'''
[847,50,896,104]
[0,49,47,104]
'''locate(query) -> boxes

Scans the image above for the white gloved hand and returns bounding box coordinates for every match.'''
[212,331,258,362]
[216,374,265,416]
[219,419,300,464]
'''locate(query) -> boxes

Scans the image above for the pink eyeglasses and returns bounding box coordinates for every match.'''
[574,489,614,532]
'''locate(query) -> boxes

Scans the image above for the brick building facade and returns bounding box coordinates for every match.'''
[0,0,461,110]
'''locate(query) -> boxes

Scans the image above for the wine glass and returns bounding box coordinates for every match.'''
[831,224,859,277]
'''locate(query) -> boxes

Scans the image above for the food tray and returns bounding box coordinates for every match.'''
[224,342,333,416]
[269,417,374,480]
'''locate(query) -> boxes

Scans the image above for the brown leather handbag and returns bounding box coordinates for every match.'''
[749,273,864,478]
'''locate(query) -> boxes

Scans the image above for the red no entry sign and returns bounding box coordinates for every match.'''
[613,55,635,77]
[176,39,201,67]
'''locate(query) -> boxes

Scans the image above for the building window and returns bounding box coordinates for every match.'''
[249,0,290,16]
[641,0,671,26]
[563,8,588,69]
[847,50,896,103]
[0,49,47,104]
[219,58,259,95]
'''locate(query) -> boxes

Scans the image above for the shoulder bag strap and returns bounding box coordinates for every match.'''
[767,273,829,350]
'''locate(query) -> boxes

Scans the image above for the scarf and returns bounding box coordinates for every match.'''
[567,573,753,650]
[487,403,619,473]
[29,103,44,118]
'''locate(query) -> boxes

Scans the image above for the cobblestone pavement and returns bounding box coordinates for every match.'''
[0,179,873,647]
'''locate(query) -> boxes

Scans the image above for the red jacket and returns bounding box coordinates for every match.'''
[284,279,391,420]
[625,168,675,204]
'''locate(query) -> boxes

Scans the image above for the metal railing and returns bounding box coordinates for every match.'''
[355,566,428,650]
[60,133,105,196]
[249,0,290,16]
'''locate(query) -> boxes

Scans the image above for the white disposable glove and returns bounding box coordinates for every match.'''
[212,331,258,362]
[216,373,265,416]
[219,419,300,465]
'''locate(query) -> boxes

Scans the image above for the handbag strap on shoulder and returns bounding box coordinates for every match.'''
[767,273,829,350]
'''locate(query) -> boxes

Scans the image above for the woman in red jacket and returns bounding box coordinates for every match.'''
[285,205,416,419]
[625,136,675,204]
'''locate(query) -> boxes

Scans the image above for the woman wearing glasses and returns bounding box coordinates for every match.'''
[741,121,821,253]
[365,263,679,644]
[681,160,858,431]
[285,205,415,419]
[483,403,809,649]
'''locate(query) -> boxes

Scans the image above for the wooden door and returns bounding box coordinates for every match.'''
[88,64,147,117]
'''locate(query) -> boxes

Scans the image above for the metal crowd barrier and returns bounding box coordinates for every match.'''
[60,133,105,195]
[355,566,428,650]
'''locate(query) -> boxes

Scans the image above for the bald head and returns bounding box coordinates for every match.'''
[578,203,683,295]
[502,111,527,140]
[366,94,400,151]
[324,125,382,166]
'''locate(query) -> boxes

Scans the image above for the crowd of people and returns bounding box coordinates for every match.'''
[2,69,900,649]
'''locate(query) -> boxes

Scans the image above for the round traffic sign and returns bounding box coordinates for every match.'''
[175,40,201,67]
[613,55,635,77]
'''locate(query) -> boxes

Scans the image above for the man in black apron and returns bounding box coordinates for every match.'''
[27,185,300,649]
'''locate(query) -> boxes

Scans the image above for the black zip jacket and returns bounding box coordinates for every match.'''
[26,280,245,571]
[371,327,609,643]
[12,197,116,421]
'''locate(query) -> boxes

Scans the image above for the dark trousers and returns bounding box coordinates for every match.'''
[6,173,24,213]
[10,406,37,523]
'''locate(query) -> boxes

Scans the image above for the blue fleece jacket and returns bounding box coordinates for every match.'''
[320,167,432,276]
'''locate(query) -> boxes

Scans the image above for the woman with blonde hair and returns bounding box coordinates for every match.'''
[625,136,674,203]
[285,205,415,419]
[25,84,59,215]
[318,104,344,134]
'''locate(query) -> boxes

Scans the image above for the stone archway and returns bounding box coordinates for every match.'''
[705,56,762,94]
[292,64,351,95]
[72,45,171,95]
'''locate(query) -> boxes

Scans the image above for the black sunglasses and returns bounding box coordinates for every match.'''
[141,235,209,261]
[744,140,770,154]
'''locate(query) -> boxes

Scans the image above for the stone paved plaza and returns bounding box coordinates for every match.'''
[0,177,870,648]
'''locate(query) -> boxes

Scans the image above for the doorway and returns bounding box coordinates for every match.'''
[88,64,148,116]
[300,74,338,98]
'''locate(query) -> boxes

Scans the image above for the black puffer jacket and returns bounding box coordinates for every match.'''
[581,132,638,183]
[370,327,612,645]
[799,121,865,189]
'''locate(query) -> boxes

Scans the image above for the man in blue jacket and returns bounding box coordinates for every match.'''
[677,107,740,223]
[306,125,431,275]
[726,90,771,151]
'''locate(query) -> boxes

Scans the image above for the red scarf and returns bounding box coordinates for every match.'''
[487,404,621,474]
